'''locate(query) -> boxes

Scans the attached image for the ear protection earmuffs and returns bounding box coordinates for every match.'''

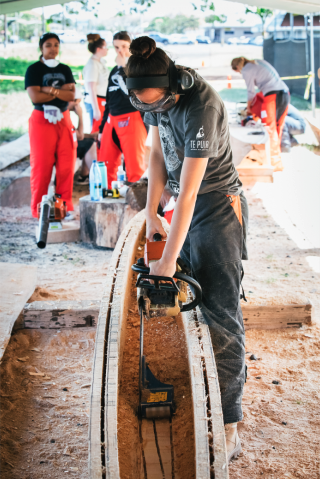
[126,60,194,94]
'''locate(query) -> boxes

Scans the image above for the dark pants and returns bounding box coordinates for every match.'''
[180,190,248,424]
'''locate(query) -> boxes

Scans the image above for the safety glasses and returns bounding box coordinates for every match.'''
[129,91,177,113]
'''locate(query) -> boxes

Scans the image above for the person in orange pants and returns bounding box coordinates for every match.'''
[25,32,76,218]
[231,57,290,171]
[29,110,77,217]
[250,91,289,164]
[99,31,147,187]
[99,111,147,186]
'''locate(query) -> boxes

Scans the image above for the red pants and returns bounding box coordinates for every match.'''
[251,92,289,162]
[91,97,106,162]
[99,111,147,188]
[91,96,106,134]
[29,109,77,218]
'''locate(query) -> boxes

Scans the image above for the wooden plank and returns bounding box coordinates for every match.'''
[182,310,211,479]
[23,300,100,329]
[141,420,163,479]
[155,419,173,478]
[197,310,228,478]
[104,211,146,479]
[0,262,37,361]
[0,133,30,171]
[35,221,80,245]
[242,302,312,330]
[89,216,134,479]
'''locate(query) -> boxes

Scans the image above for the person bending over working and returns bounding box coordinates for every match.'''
[25,32,76,218]
[68,91,98,183]
[231,57,290,172]
[126,36,249,463]
[99,31,147,188]
[83,34,109,138]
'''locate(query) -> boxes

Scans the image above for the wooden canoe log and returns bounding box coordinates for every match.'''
[88,211,228,478]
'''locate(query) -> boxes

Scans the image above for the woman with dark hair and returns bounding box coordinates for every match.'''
[83,34,109,133]
[99,31,147,187]
[126,36,249,464]
[25,32,76,218]
[231,57,290,171]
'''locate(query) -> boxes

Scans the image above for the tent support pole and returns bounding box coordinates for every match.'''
[309,13,316,117]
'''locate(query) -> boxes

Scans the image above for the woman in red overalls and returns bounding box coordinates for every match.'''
[25,32,77,218]
[231,57,290,171]
[99,31,147,187]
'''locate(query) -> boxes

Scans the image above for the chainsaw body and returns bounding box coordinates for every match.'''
[132,233,202,419]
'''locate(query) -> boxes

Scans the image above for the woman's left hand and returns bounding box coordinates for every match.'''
[149,258,176,279]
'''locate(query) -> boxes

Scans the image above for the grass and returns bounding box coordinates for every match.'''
[0,127,26,142]
[0,56,86,93]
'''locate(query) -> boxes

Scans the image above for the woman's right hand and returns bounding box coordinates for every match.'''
[146,214,167,242]
[93,108,101,121]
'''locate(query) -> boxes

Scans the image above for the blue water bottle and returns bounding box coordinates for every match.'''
[89,160,102,201]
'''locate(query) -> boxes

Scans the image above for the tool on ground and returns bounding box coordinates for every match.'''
[132,233,202,419]
[36,168,67,249]
[102,187,120,198]
[36,193,67,249]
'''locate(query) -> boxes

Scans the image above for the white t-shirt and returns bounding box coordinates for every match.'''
[242,59,289,101]
[83,57,109,101]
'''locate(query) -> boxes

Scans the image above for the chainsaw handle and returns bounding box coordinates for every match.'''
[131,264,202,312]
[173,271,202,312]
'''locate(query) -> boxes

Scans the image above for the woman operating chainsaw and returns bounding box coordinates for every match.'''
[126,36,249,464]
[25,32,76,218]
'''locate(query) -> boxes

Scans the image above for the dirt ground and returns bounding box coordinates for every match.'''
[0,179,319,477]
[0,328,96,478]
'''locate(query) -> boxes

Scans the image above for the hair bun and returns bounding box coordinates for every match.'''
[130,36,156,60]
[87,33,100,43]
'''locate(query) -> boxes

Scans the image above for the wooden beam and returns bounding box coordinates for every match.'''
[0,263,37,361]
[0,133,30,171]
[88,212,145,478]
[242,302,312,330]
[23,300,100,329]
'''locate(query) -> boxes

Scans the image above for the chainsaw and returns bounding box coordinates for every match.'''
[132,233,202,420]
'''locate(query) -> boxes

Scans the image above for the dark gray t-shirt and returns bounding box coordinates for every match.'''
[144,69,242,196]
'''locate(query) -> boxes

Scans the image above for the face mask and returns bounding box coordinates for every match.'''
[42,57,60,68]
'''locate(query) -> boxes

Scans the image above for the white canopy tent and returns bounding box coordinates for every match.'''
[231,0,319,15]
[0,0,69,15]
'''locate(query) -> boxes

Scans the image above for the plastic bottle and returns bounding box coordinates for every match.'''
[89,160,102,201]
[117,165,126,188]
[98,162,108,190]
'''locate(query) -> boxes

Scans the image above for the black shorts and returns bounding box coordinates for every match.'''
[77,138,95,160]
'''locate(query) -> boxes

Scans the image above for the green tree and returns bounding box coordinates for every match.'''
[245,7,273,36]
[205,14,227,26]
[146,15,199,35]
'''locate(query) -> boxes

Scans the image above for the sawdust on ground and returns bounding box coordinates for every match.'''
[228,187,320,479]
[0,328,95,478]
[117,241,195,479]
